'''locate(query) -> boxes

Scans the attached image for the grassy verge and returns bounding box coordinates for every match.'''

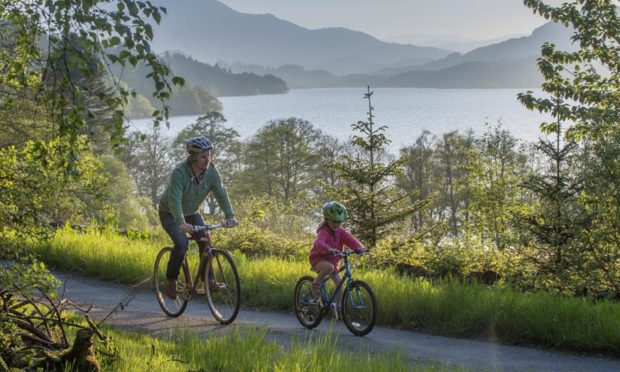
[95,326,419,371]
[6,229,620,356]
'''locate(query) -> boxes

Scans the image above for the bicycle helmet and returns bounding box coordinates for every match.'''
[323,201,348,222]
[186,137,213,153]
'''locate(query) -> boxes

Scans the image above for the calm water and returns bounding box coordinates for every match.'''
[128,87,552,153]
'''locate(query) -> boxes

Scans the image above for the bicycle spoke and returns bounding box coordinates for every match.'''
[205,250,240,324]
[153,247,189,317]
[342,280,377,336]
[294,276,322,329]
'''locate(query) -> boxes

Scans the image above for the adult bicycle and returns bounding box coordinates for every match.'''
[153,223,240,324]
[293,248,377,336]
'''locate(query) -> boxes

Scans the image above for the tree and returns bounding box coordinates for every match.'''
[331,87,427,246]
[434,131,474,237]
[466,124,529,250]
[237,118,320,204]
[0,0,184,160]
[122,126,173,208]
[398,131,440,235]
[519,0,619,141]
[518,0,620,294]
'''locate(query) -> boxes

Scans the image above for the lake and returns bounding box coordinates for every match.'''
[128,87,552,153]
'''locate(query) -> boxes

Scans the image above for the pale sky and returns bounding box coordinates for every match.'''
[218,0,564,41]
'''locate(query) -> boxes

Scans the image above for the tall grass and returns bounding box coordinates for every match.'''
[95,326,422,371]
[7,229,620,356]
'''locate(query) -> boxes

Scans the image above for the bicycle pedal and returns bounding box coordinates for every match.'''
[177,288,192,300]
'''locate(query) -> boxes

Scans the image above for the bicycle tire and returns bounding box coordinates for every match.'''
[341,280,377,336]
[154,247,190,317]
[205,249,240,324]
[294,275,323,329]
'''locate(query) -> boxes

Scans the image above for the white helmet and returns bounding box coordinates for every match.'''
[186,137,213,153]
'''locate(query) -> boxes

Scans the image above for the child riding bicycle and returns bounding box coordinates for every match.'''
[309,201,366,315]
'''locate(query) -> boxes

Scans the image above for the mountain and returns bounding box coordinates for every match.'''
[160,53,288,96]
[407,22,575,72]
[226,62,338,89]
[383,33,526,53]
[379,58,543,88]
[149,0,452,75]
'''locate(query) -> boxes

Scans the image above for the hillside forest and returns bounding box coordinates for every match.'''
[0,0,619,368]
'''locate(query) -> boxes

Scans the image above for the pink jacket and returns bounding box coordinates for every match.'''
[309,223,364,267]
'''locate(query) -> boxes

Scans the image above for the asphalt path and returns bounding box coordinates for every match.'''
[53,271,620,371]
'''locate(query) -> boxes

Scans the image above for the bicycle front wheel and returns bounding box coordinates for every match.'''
[205,249,240,324]
[341,280,377,336]
[154,247,190,317]
[294,276,322,329]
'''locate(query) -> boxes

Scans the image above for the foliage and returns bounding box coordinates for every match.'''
[331,87,428,246]
[465,124,531,250]
[520,0,620,141]
[122,126,174,207]
[0,139,109,231]
[519,0,620,294]
[99,155,158,229]
[235,117,321,204]
[0,0,183,160]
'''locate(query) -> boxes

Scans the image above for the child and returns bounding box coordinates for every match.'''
[309,201,366,315]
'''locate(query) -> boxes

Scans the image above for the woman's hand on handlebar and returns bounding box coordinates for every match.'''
[224,218,238,227]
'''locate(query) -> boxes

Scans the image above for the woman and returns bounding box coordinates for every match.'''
[158,136,237,299]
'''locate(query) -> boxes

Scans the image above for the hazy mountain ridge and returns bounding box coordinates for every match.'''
[383,33,527,53]
[160,52,288,96]
[231,20,573,89]
[407,22,576,73]
[146,0,576,90]
[150,0,452,75]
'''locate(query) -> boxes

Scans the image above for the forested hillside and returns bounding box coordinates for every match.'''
[115,52,288,119]
[161,52,288,97]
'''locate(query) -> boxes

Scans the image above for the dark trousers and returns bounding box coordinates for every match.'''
[159,212,207,280]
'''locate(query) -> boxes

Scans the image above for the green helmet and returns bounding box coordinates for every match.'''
[323,201,348,222]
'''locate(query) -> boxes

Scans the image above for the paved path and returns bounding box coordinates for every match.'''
[55,271,620,371]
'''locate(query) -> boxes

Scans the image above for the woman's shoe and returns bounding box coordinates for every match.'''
[165,280,178,299]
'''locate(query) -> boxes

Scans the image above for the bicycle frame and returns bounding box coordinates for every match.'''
[182,225,221,295]
[320,254,356,311]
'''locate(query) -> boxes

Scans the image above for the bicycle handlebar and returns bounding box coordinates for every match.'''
[191,223,229,233]
[330,248,368,257]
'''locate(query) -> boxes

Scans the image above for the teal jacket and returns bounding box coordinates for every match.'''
[159,161,234,225]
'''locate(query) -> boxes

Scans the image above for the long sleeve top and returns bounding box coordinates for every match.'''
[158,161,234,225]
[309,223,364,268]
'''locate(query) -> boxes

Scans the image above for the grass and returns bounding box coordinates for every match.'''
[66,323,431,371]
[5,228,620,356]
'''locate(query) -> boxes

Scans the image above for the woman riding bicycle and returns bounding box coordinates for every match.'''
[158,136,237,299]
[309,201,366,314]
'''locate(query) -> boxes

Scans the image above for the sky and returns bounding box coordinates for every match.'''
[217,0,564,42]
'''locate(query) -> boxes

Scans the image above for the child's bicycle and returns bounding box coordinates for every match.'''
[293,248,378,336]
[153,224,240,324]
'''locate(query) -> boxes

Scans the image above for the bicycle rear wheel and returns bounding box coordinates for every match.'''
[205,249,240,324]
[294,276,323,329]
[154,247,190,317]
[341,280,377,336]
